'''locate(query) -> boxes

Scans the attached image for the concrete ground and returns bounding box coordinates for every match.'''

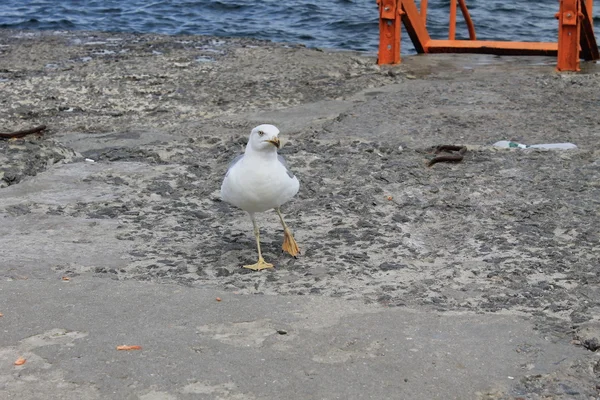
[0,278,592,400]
[1,29,600,399]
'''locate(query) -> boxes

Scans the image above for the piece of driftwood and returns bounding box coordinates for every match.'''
[0,125,47,139]
[427,145,467,167]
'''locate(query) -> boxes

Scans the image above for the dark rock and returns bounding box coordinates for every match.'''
[378,262,406,271]
[215,268,231,277]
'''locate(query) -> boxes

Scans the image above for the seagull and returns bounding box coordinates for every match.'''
[220,124,300,270]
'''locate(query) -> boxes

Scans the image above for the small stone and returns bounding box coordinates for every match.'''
[583,338,600,352]
[379,262,406,271]
[575,321,600,352]
[276,329,287,335]
[192,210,211,219]
[392,213,409,223]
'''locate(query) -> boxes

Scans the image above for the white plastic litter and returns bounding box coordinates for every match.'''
[493,140,577,150]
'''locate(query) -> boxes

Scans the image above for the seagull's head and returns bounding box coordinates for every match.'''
[247,124,281,153]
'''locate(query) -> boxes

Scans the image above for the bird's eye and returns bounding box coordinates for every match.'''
[258,131,265,137]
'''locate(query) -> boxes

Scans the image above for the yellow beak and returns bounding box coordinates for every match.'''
[267,137,280,149]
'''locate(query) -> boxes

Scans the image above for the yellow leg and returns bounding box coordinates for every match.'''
[275,208,300,257]
[243,214,274,270]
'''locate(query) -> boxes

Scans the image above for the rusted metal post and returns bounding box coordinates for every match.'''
[556,0,582,71]
[377,0,402,64]
[449,0,457,40]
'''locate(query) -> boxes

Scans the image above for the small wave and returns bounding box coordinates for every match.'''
[205,1,248,11]
[97,8,122,14]
[0,18,76,30]
[298,34,316,41]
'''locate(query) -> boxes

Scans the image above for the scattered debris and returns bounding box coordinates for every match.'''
[116,345,142,351]
[14,357,26,366]
[427,145,467,167]
[575,322,600,352]
[0,125,47,139]
[493,140,577,150]
[583,338,600,352]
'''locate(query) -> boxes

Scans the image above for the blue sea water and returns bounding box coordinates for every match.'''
[0,1,598,54]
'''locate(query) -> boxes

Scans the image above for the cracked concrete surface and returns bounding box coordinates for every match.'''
[0,279,596,400]
[1,29,600,399]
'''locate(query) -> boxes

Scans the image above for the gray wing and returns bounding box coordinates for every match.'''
[278,154,295,179]
[225,154,244,177]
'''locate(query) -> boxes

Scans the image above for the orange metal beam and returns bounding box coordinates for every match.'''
[377,0,402,64]
[427,40,558,56]
[400,0,431,54]
[556,0,581,71]
[579,0,599,61]
[420,0,428,24]
[449,0,457,40]
[376,0,599,71]
[458,0,476,40]
[447,0,476,40]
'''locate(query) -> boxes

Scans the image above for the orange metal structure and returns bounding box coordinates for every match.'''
[377,0,599,71]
